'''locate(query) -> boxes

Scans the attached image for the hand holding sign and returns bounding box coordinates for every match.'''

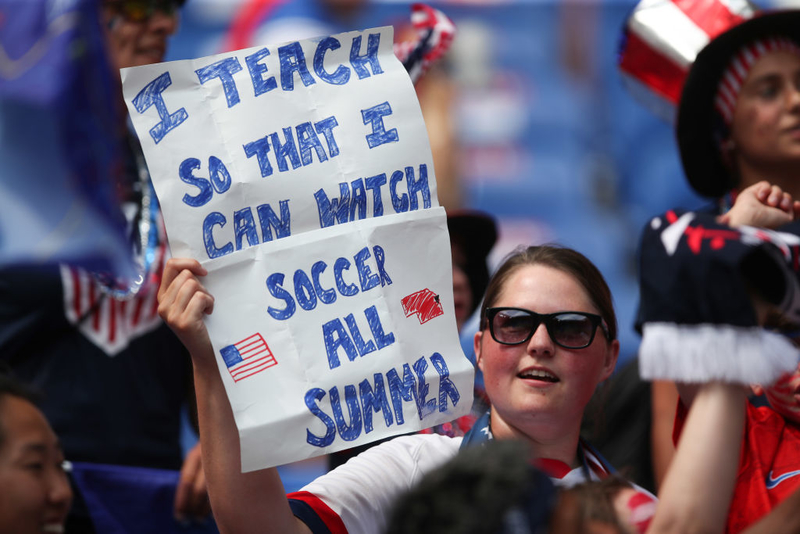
[128,24,473,471]
[157,258,214,361]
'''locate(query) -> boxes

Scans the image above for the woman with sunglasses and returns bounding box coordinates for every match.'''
[103,0,184,70]
[469,246,619,471]
[158,243,637,534]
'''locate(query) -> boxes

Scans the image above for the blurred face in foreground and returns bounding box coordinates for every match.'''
[475,264,618,440]
[102,0,181,70]
[0,396,72,534]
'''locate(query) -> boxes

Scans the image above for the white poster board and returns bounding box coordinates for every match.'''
[121,27,474,471]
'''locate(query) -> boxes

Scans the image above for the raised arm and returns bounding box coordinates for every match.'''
[158,258,310,534]
[647,382,747,534]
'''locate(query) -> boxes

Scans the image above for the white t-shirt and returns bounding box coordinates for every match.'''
[287,433,615,534]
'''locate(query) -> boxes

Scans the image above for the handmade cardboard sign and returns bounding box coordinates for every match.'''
[121,26,473,471]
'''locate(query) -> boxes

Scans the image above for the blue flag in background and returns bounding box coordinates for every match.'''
[0,0,133,278]
[71,462,220,534]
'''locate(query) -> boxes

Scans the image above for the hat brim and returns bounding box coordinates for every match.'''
[677,10,800,198]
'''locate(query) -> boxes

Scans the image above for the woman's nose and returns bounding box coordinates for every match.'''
[526,322,555,355]
[787,83,800,112]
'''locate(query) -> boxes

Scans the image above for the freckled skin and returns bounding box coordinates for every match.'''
[474,265,618,451]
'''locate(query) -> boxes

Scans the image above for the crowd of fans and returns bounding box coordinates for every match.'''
[3,0,800,533]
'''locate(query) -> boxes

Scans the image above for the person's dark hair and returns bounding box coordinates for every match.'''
[447,211,498,316]
[480,245,618,342]
[0,371,42,450]
[386,439,556,534]
[561,476,634,533]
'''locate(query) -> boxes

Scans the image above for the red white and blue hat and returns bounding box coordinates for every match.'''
[618,0,800,198]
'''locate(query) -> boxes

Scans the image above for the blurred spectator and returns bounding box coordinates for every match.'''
[618,0,800,496]
[636,189,800,531]
[0,0,132,276]
[0,0,210,531]
[386,440,558,534]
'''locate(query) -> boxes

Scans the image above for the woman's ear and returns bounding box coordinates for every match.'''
[601,339,620,382]
[474,331,484,372]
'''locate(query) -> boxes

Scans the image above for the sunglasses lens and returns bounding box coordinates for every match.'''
[116,1,147,21]
[115,0,179,21]
[549,313,594,348]
[492,309,536,344]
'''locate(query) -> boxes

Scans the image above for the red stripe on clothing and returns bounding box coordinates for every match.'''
[109,299,117,343]
[89,281,100,331]
[535,458,572,479]
[71,268,82,319]
[148,249,166,320]
[132,295,144,327]
[148,291,159,321]
[287,491,348,534]
[671,0,746,40]
[666,210,679,224]
[619,31,687,105]
[585,455,609,479]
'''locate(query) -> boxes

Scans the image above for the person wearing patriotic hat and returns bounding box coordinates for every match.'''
[635,190,800,533]
[619,0,800,204]
[620,1,800,530]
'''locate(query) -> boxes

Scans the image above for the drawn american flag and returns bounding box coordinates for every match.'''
[220,333,276,382]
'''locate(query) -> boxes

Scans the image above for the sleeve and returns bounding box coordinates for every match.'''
[286,434,460,534]
[637,210,800,385]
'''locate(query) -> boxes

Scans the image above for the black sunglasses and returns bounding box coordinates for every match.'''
[485,307,610,349]
[105,0,185,22]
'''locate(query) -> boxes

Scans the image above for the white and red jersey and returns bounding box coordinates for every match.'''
[287,432,619,534]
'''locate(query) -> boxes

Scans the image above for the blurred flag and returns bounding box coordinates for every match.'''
[71,462,220,534]
[0,0,134,278]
